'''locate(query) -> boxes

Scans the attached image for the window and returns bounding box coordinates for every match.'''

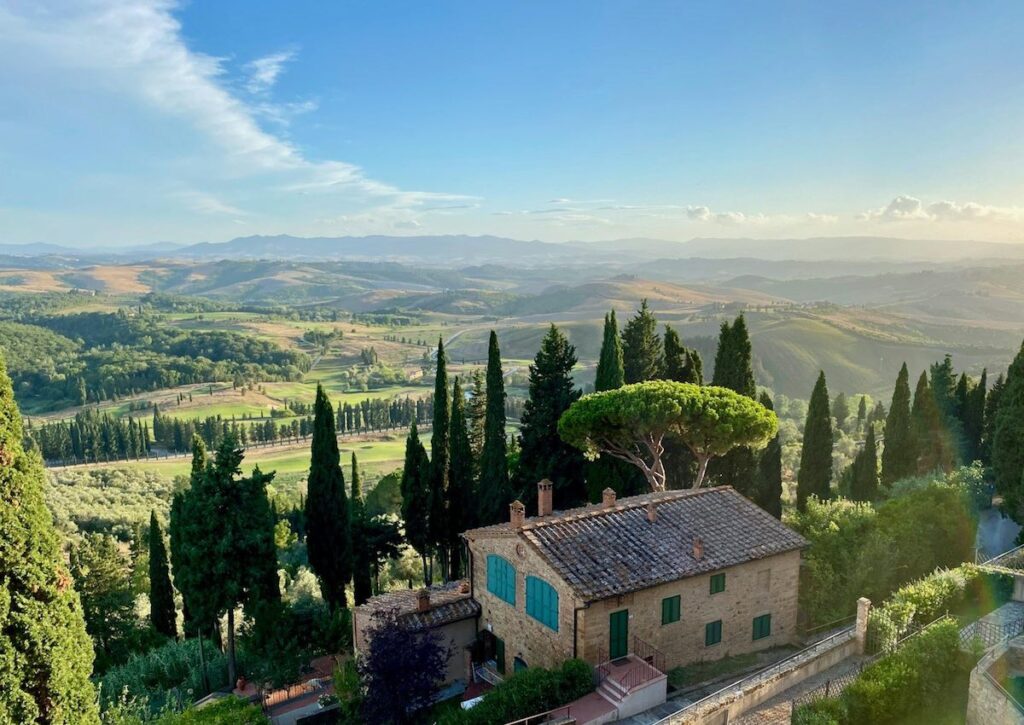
[486,555,516,605]
[705,620,723,646]
[709,572,726,594]
[753,613,772,640]
[525,576,559,631]
[513,656,528,673]
[661,595,681,625]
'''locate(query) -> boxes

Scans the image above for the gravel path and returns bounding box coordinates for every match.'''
[730,655,868,725]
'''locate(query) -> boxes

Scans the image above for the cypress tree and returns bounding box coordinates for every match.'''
[517,325,587,510]
[430,339,451,580]
[350,454,373,606]
[911,370,955,474]
[621,299,663,383]
[982,372,1005,466]
[993,343,1024,513]
[477,331,511,525]
[595,311,625,391]
[857,395,868,429]
[148,510,177,639]
[400,422,433,582]
[881,363,916,486]
[849,427,879,502]
[447,377,473,578]
[708,314,757,495]
[963,369,987,463]
[797,371,833,511]
[0,354,98,723]
[662,326,702,384]
[832,392,850,431]
[753,392,783,518]
[587,311,643,499]
[304,384,352,609]
[466,369,487,462]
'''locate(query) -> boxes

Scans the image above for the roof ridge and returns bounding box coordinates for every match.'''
[521,485,731,531]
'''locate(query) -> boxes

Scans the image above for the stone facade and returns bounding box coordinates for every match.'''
[467,535,801,674]
[967,638,1024,725]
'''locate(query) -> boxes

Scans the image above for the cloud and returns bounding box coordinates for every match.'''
[0,0,470,214]
[172,190,246,216]
[245,50,294,94]
[859,196,1024,223]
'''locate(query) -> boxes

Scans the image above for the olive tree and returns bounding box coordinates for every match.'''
[558,381,777,491]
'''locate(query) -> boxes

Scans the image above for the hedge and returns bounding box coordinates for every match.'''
[438,659,593,725]
[793,619,964,725]
[866,564,1012,653]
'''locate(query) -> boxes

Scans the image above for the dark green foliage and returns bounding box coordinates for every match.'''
[797,371,833,511]
[911,370,955,474]
[832,392,849,430]
[400,422,433,582]
[848,427,879,502]
[594,311,625,392]
[881,363,916,486]
[857,395,868,428]
[350,455,373,606]
[304,384,352,609]
[438,659,594,725]
[621,299,662,384]
[962,369,986,463]
[358,608,452,725]
[447,377,473,577]
[994,343,1024,518]
[754,392,783,517]
[430,339,451,578]
[149,511,177,639]
[477,331,512,525]
[709,315,757,494]
[517,325,587,509]
[982,372,1005,465]
[169,435,281,681]
[0,353,99,723]
[466,369,487,463]
[153,697,270,724]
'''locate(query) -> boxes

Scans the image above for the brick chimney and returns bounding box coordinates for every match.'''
[417,589,431,613]
[537,479,553,517]
[646,501,658,523]
[693,536,704,561]
[602,488,617,509]
[509,500,526,530]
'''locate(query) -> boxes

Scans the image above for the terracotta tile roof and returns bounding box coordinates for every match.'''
[355,580,481,630]
[465,486,808,601]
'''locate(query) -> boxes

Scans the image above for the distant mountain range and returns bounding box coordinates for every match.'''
[2,234,1023,266]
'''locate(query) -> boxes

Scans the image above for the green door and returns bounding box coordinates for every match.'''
[609,609,629,659]
[495,635,506,674]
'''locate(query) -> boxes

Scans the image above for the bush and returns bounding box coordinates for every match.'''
[438,659,594,725]
[792,697,846,725]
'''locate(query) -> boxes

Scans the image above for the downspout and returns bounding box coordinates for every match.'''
[573,601,590,660]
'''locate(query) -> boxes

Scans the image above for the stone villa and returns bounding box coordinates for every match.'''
[463,482,808,679]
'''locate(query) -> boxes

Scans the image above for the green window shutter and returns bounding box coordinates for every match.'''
[710,573,726,594]
[487,555,516,605]
[753,613,772,640]
[495,636,506,674]
[661,595,680,625]
[705,619,722,646]
[526,576,559,631]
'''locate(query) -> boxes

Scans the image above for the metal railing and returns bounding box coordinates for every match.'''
[633,635,667,673]
[983,670,1024,715]
[502,703,578,725]
[261,677,330,713]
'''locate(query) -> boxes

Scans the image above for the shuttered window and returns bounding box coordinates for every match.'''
[486,555,516,605]
[753,613,772,640]
[710,573,726,595]
[705,619,723,646]
[525,576,559,631]
[661,595,681,625]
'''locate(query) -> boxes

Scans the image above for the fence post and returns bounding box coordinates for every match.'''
[855,597,871,655]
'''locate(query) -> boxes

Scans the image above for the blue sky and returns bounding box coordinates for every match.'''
[1,0,1023,246]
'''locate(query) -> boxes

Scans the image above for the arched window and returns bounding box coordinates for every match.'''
[525,575,559,631]
[486,555,516,605]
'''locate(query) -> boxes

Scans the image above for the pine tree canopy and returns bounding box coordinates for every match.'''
[797,371,833,511]
[0,353,99,723]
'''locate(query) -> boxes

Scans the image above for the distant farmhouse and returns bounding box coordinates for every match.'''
[356,481,808,713]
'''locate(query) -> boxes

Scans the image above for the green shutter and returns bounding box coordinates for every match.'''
[610,610,629,659]
[526,576,559,631]
[487,555,516,605]
[710,573,726,594]
[495,636,506,674]
[661,595,680,625]
[753,613,772,640]
[705,619,722,646]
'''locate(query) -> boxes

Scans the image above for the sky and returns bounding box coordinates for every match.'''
[1,0,1024,247]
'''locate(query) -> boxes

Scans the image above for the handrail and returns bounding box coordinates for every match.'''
[502,703,575,725]
[983,670,1024,715]
[651,624,857,724]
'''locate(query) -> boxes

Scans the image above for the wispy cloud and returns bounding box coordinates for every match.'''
[172,190,246,216]
[245,50,294,94]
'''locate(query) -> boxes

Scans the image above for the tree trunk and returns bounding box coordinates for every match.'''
[226,608,237,687]
[693,455,711,489]
[197,632,209,694]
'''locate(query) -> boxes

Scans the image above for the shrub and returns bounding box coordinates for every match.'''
[792,697,846,725]
[438,659,595,725]
[152,697,268,724]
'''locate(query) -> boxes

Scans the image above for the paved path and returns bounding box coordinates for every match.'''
[729,656,867,725]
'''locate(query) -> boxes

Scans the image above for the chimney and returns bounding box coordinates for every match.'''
[509,500,526,530]
[602,488,617,509]
[459,580,470,595]
[646,502,658,523]
[537,479,553,517]
[693,536,704,561]
[417,589,431,613]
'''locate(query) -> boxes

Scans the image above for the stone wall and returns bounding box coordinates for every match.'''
[579,550,802,669]
[967,640,1024,725]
